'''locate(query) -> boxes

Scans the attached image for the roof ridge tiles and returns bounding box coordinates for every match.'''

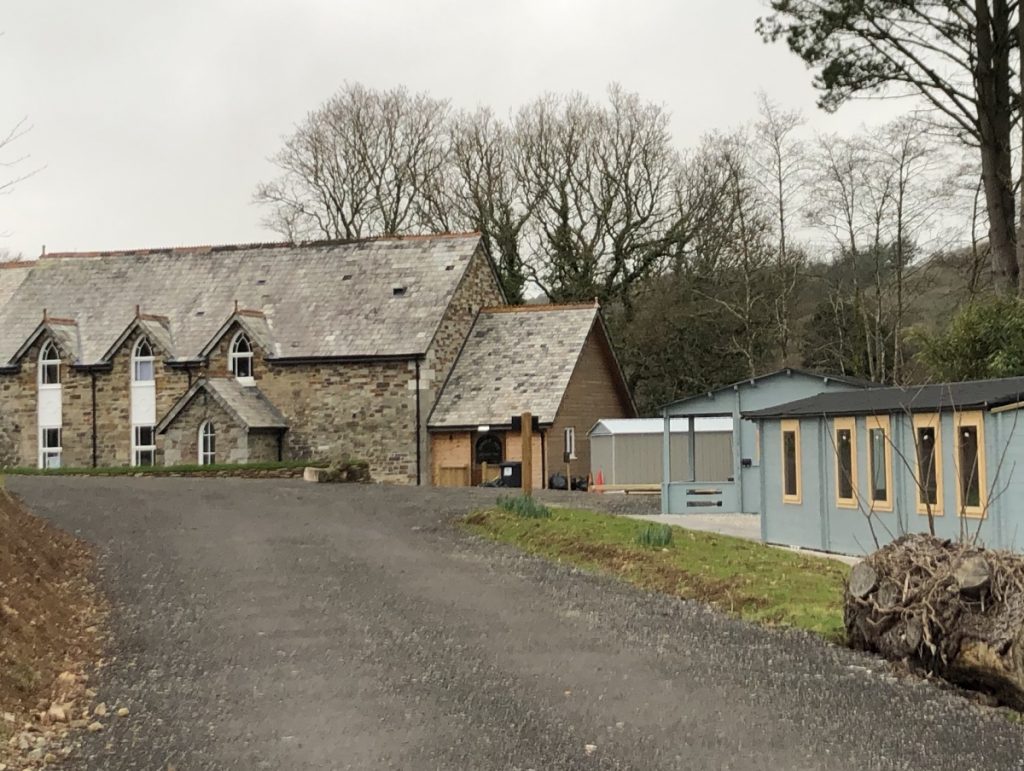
[40,231,482,260]
[480,302,599,314]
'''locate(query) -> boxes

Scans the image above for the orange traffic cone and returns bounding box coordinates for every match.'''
[595,470,604,492]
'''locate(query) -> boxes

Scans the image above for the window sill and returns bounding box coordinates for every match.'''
[235,376,256,386]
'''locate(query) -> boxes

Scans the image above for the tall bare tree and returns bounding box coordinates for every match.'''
[515,86,679,306]
[256,83,450,240]
[759,1,1021,293]
[752,93,807,360]
[443,108,535,303]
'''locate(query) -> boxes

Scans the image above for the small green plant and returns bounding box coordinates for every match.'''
[636,523,673,548]
[496,494,552,519]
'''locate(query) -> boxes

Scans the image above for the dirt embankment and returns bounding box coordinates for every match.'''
[0,486,105,767]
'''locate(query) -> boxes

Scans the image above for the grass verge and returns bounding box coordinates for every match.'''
[0,459,323,477]
[464,506,850,640]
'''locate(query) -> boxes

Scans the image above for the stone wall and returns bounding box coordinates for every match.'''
[162,392,247,466]
[248,430,281,464]
[418,247,505,483]
[257,359,418,484]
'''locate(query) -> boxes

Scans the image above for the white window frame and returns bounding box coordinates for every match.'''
[229,332,254,383]
[132,337,155,382]
[198,421,216,465]
[39,340,61,386]
[39,426,62,469]
[132,424,157,467]
[564,426,577,459]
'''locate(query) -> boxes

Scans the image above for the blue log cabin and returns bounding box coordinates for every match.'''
[743,377,1024,555]
[659,368,875,514]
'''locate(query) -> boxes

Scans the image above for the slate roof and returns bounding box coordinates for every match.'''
[743,376,1024,419]
[428,304,612,429]
[0,234,485,366]
[661,367,877,410]
[156,378,288,433]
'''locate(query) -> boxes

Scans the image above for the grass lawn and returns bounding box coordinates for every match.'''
[464,505,850,640]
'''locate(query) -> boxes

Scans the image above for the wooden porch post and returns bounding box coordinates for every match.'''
[521,411,533,496]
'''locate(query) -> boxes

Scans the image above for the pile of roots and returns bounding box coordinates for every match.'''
[845,533,1024,708]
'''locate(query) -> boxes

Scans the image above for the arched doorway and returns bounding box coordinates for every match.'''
[474,433,503,484]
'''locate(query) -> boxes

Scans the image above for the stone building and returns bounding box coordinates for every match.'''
[0,234,634,485]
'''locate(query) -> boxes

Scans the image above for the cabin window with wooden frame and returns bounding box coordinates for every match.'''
[913,413,943,516]
[834,417,858,508]
[866,415,893,511]
[781,419,801,504]
[955,411,987,518]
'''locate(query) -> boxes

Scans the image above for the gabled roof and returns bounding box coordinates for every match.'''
[9,316,82,364]
[428,304,630,429]
[156,378,288,433]
[743,376,1024,420]
[198,308,275,358]
[99,313,176,363]
[0,234,485,366]
[661,367,877,410]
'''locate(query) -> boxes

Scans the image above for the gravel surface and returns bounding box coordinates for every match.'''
[9,477,1024,770]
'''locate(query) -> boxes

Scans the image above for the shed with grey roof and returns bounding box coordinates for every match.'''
[743,376,1024,555]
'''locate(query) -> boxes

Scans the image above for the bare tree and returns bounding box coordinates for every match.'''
[752,93,807,361]
[256,83,450,240]
[442,108,536,303]
[515,85,679,307]
[1,116,41,239]
[759,1,1021,293]
[690,133,778,377]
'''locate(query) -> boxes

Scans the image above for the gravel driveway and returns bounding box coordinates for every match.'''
[10,477,1023,770]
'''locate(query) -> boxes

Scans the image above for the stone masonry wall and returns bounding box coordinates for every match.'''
[257,359,418,484]
[418,246,505,483]
[247,430,281,463]
[92,331,191,466]
[162,392,247,465]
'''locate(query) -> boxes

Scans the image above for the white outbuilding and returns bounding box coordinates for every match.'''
[588,417,733,486]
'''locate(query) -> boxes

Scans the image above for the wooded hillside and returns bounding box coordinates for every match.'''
[255,77,1008,414]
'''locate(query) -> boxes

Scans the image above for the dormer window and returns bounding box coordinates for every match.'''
[132,338,155,382]
[230,332,254,381]
[39,341,60,385]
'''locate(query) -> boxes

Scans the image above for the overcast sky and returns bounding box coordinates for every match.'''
[1,1,908,258]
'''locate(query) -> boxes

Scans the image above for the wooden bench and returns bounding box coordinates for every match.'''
[592,484,660,495]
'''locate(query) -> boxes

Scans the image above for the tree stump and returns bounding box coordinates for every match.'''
[844,534,1024,709]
